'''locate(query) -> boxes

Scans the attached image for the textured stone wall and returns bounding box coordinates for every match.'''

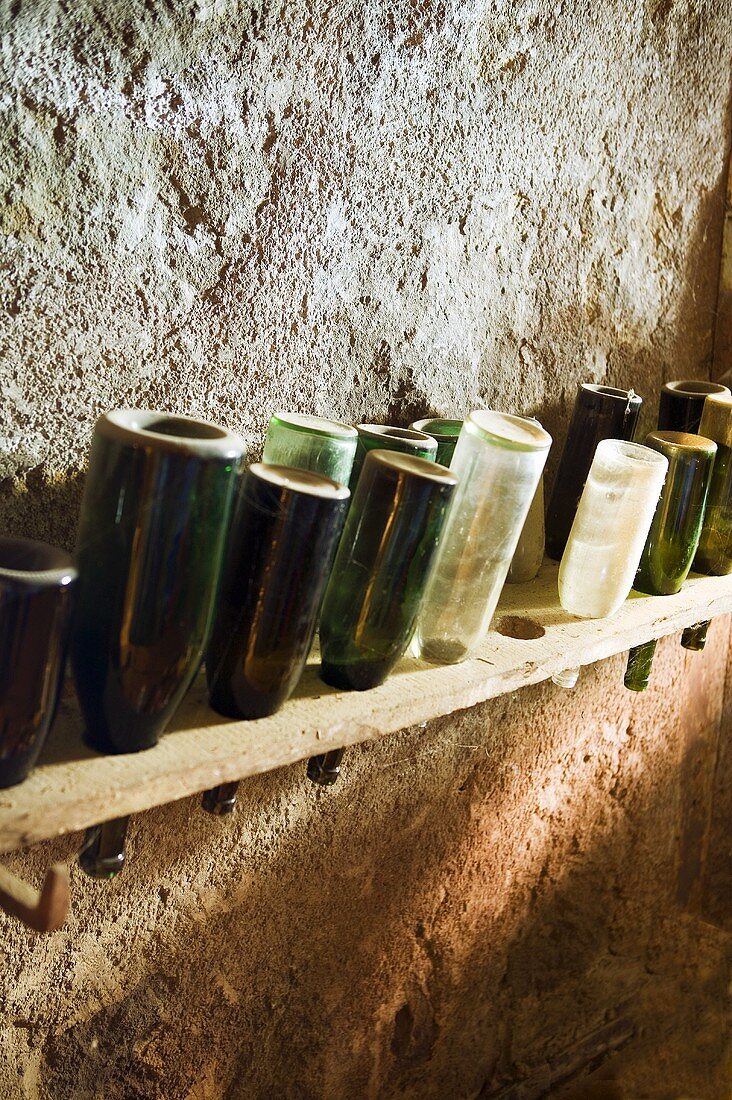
[1,1,732,1098]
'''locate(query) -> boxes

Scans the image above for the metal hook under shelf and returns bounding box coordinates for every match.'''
[0,862,70,932]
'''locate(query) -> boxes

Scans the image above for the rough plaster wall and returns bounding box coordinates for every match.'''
[0,0,731,537]
[1,1,732,1098]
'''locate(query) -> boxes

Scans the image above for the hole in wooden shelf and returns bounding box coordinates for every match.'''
[495,615,546,641]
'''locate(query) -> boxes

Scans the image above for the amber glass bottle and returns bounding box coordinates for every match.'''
[680,392,732,652]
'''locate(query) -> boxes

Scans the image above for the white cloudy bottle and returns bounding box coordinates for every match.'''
[413,410,552,664]
[554,439,668,687]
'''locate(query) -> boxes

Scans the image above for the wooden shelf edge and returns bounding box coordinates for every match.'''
[1,562,731,854]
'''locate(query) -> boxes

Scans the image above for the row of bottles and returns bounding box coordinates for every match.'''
[1,379,730,880]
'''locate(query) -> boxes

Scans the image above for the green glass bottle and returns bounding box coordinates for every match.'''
[410,418,463,467]
[690,393,732,575]
[681,392,732,651]
[78,817,131,879]
[349,424,437,491]
[321,451,457,689]
[307,451,457,785]
[625,431,716,691]
[261,412,357,485]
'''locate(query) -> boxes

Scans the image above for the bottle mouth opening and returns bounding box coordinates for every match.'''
[582,383,640,402]
[358,424,433,444]
[270,412,357,439]
[411,418,463,438]
[144,416,228,441]
[0,537,76,580]
[664,380,730,397]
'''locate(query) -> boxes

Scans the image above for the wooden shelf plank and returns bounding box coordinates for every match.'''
[1,561,731,853]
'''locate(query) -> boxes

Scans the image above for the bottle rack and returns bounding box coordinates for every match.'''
[1,560,731,857]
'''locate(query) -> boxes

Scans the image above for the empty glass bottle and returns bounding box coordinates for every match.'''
[349,425,437,491]
[545,384,642,561]
[0,537,77,789]
[308,451,457,786]
[681,392,732,652]
[690,393,732,575]
[657,379,730,434]
[507,416,547,584]
[207,464,350,718]
[319,450,457,690]
[410,418,463,467]
[555,440,668,687]
[72,410,245,754]
[624,431,716,691]
[262,412,358,485]
[78,817,130,879]
[412,411,552,664]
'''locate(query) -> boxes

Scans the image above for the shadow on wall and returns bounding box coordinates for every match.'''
[2,635,726,1100]
[0,468,85,554]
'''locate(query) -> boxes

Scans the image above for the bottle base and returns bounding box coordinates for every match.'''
[552,667,580,689]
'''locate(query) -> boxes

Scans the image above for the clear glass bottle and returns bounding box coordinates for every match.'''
[545,384,642,561]
[349,425,437,491]
[412,411,552,664]
[410,418,463,467]
[262,412,358,485]
[625,432,716,691]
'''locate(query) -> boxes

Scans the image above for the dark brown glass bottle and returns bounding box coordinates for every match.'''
[657,379,730,434]
[545,384,642,560]
[206,464,350,719]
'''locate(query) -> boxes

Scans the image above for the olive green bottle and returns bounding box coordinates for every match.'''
[681,392,732,651]
[624,431,716,691]
[410,418,463,467]
[349,424,437,491]
[307,450,457,785]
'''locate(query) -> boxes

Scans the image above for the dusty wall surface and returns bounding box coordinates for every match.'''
[1,1,732,1098]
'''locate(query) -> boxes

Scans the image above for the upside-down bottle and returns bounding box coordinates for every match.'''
[261,412,358,485]
[410,418,463,467]
[681,392,732,651]
[554,439,668,688]
[624,432,716,691]
[203,465,349,809]
[412,411,551,665]
[349,425,437,491]
[545,384,642,561]
[657,379,730,434]
[308,451,457,785]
